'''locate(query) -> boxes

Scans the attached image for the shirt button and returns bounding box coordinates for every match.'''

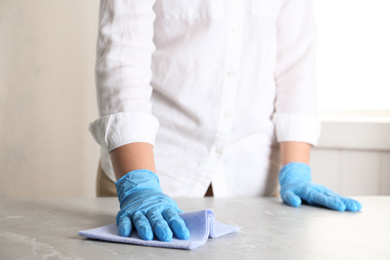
[223,112,232,118]
[227,71,236,77]
[215,148,224,155]
[231,27,238,34]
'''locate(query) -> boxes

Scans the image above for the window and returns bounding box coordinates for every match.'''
[313,0,390,115]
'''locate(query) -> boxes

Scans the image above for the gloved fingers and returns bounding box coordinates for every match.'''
[132,211,154,240]
[306,191,346,211]
[162,208,190,240]
[118,215,132,237]
[339,197,362,212]
[324,190,362,212]
[146,209,173,242]
[281,190,302,207]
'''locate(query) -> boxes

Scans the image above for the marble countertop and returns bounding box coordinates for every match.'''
[1,197,389,259]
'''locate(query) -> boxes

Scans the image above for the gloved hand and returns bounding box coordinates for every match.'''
[279,162,362,212]
[115,169,190,241]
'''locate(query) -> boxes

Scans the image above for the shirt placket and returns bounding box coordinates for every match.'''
[210,0,244,197]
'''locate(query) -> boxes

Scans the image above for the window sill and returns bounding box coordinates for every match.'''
[317,110,390,151]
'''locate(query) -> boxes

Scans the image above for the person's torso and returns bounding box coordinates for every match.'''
[148,0,283,197]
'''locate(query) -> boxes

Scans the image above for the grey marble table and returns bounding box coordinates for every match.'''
[0,197,389,259]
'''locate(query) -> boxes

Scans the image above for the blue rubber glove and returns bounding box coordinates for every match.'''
[279,162,362,212]
[115,169,190,241]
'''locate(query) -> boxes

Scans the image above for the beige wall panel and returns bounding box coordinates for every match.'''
[381,152,390,195]
[311,148,341,193]
[340,150,381,196]
[0,0,100,198]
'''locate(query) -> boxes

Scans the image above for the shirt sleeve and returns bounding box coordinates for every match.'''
[273,0,321,146]
[89,0,159,152]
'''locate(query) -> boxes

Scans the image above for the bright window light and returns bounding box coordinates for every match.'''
[313,0,390,111]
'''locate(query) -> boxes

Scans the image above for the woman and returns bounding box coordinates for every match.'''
[89,0,362,242]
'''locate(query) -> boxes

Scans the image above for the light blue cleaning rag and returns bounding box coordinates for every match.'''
[78,209,240,250]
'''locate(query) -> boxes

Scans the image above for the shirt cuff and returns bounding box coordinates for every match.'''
[89,111,159,152]
[273,113,321,146]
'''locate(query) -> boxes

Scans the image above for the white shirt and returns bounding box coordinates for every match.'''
[89,0,321,197]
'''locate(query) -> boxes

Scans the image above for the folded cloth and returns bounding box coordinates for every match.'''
[78,209,240,250]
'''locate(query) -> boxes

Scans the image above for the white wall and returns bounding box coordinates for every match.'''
[311,121,390,196]
[0,0,100,198]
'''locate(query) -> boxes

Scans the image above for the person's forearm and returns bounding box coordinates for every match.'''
[109,142,156,180]
[280,141,311,166]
